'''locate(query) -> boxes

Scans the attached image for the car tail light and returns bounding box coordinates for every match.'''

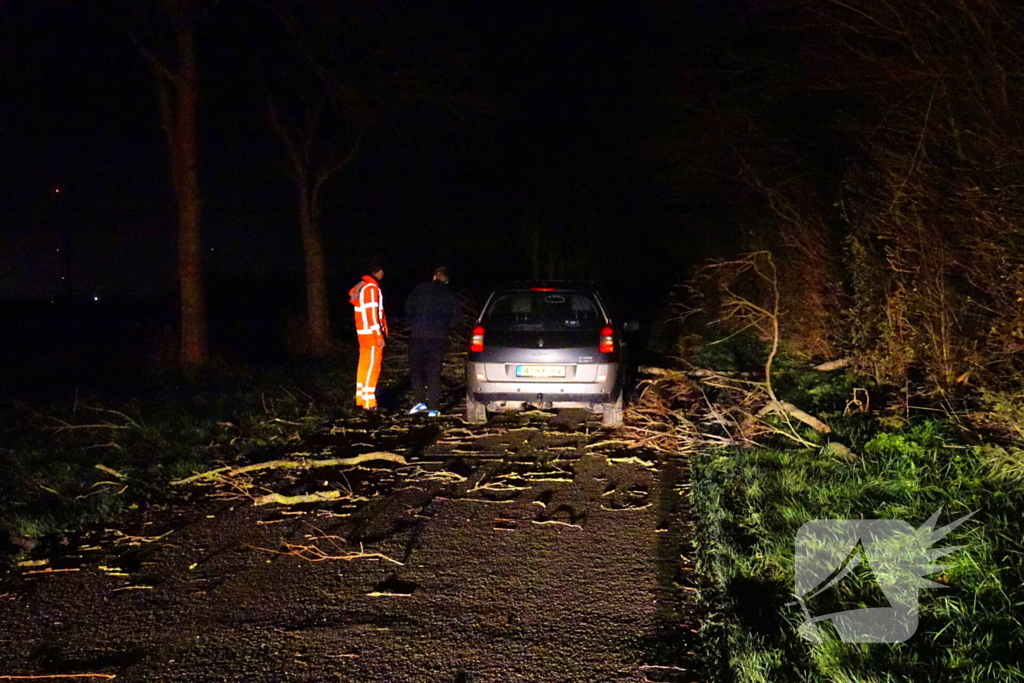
[470,325,485,353]
[530,287,556,291]
[599,326,614,353]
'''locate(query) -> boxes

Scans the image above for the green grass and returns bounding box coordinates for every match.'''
[0,354,362,561]
[691,373,1024,682]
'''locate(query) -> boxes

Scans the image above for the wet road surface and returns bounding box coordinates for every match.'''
[0,410,700,682]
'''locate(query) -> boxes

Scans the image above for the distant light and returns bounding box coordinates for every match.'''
[54,188,60,193]
[93,296,99,301]
[210,248,215,251]
[56,248,60,252]
[61,276,65,280]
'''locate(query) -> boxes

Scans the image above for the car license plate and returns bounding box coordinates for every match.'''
[516,365,566,378]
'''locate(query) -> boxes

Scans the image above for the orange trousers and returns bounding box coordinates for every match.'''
[355,344,382,409]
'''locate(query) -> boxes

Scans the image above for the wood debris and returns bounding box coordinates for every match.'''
[608,456,656,468]
[109,529,173,545]
[94,464,127,479]
[0,676,117,681]
[531,520,583,530]
[253,490,344,506]
[171,451,406,485]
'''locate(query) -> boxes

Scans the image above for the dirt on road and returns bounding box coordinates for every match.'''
[0,410,701,683]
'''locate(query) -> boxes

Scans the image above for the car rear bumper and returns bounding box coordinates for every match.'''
[470,389,614,403]
[466,361,619,409]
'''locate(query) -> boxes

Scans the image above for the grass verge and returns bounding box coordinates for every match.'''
[691,372,1024,682]
[0,354,360,564]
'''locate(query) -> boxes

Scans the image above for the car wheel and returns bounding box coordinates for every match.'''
[465,392,488,424]
[601,393,624,428]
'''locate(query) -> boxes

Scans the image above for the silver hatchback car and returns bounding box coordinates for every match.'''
[464,282,634,426]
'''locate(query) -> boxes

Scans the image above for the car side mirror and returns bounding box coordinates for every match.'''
[623,321,640,332]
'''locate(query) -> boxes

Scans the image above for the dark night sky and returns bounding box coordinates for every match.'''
[0,0,757,307]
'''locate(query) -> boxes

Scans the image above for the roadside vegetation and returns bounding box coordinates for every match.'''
[634,318,1024,680]
[631,2,1024,679]
[638,254,1024,681]
[689,364,1024,682]
[0,355,358,563]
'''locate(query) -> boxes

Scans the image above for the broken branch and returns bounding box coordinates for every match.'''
[254,490,354,506]
[813,358,851,371]
[757,401,832,434]
[171,451,406,485]
[0,675,115,680]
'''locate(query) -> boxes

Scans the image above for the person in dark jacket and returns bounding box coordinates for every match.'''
[405,265,460,416]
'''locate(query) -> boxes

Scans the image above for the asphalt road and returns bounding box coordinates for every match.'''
[0,411,700,682]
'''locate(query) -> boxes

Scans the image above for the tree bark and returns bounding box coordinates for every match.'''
[268,97,348,358]
[299,184,331,355]
[172,14,207,366]
[149,2,207,367]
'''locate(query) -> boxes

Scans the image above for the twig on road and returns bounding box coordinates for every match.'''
[171,452,406,485]
[108,529,173,545]
[608,456,656,468]
[531,520,583,530]
[253,490,356,506]
[0,675,117,680]
[435,496,515,504]
[250,527,404,565]
[466,481,528,494]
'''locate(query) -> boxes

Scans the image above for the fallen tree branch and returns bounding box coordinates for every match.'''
[0,675,116,680]
[758,401,832,434]
[253,490,367,506]
[467,482,529,494]
[171,451,406,485]
[639,366,738,378]
[94,464,127,479]
[531,520,583,530]
[435,496,515,504]
[251,537,403,565]
[608,456,656,468]
[109,529,173,545]
[638,366,691,381]
[813,358,851,371]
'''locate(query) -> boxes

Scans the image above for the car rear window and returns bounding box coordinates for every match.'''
[483,291,605,330]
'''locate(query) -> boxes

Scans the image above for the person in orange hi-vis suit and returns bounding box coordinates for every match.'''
[349,260,388,410]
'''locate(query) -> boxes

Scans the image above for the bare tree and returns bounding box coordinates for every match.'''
[261,0,485,355]
[121,0,210,366]
[269,93,361,355]
[797,0,1024,387]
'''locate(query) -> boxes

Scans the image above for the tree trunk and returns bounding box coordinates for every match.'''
[173,14,207,367]
[299,187,331,355]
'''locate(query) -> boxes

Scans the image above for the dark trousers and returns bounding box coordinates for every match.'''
[409,336,446,408]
